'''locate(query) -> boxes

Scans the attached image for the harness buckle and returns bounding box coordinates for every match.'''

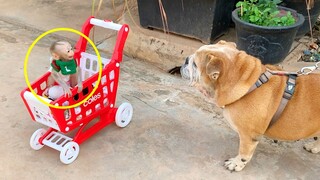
[255,72,270,87]
[259,73,269,83]
[283,75,297,100]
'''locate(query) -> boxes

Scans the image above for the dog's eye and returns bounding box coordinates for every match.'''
[210,72,219,80]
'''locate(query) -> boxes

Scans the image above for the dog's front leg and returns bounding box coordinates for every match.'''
[225,134,259,171]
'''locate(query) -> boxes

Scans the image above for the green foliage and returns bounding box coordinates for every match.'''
[236,0,296,26]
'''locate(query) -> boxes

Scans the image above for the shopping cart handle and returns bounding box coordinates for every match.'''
[90,18,122,31]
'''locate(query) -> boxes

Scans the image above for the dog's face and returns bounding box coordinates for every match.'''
[182,40,263,107]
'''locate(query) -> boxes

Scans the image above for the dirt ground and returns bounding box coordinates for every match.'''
[0,0,319,179]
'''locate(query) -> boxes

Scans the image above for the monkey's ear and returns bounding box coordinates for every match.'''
[51,53,60,60]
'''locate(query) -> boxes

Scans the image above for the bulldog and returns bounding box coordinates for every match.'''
[181,40,320,171]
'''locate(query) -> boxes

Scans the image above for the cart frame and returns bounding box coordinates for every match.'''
[20,16,132,164]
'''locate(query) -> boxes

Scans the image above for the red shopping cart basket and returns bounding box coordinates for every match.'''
[20,16,132,164]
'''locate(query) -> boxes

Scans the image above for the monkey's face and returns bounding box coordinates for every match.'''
[54,42,74,61]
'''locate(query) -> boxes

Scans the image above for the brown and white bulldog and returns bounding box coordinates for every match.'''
[182,40,320,171]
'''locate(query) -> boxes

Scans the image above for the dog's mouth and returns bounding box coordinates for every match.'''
[195,83,217,104]
[196,84,209,97]
[181,55,217,104]
[180,55,199,84]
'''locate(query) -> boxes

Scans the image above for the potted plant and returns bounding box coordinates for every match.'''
[282,0,320,38]
[232,0,305,64]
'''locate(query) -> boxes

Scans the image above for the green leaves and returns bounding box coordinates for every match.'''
[237,0,296,27]
[273,0,282,5]
[263,8,271,13]
[249,15,259,22]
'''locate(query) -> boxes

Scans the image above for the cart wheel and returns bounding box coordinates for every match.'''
[115,102,133,128]
[30,128,46,150]
[60,141,80,164]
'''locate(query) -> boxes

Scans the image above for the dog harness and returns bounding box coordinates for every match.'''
[247,70,297,127]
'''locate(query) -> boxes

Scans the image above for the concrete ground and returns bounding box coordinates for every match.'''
[0,0,320,179]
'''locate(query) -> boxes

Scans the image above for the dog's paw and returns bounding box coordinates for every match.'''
[304,140,320,153]
[224,156,248,171]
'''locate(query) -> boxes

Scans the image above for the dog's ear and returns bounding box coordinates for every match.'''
[217,40,237,49]
[206,55,223,80]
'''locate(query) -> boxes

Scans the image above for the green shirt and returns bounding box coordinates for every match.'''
[51,59,77,75]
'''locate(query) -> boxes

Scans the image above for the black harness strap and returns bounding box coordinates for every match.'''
[269,74,297,126]
[247,70,297,128]
[247,71,273,94]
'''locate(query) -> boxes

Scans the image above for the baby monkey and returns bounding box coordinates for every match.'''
[45,41,83,100]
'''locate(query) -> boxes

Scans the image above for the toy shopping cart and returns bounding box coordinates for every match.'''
[20,16,132,164]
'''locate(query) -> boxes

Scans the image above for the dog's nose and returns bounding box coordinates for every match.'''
[184,56,190,65]
[184,56,197,68]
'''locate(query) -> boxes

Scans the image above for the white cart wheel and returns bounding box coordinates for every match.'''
[115,102,133,128]
[60,141,80,164]
[30,128,46,150]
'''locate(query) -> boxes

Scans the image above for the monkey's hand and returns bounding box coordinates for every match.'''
[51,71,73,98]
[76,67,83,93]
[62,85,72,98]
[77,82,83,93]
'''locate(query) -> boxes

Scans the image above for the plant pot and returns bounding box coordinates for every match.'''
[282,0,320,38]
[232,6,304,64]
[137,0,235,43]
